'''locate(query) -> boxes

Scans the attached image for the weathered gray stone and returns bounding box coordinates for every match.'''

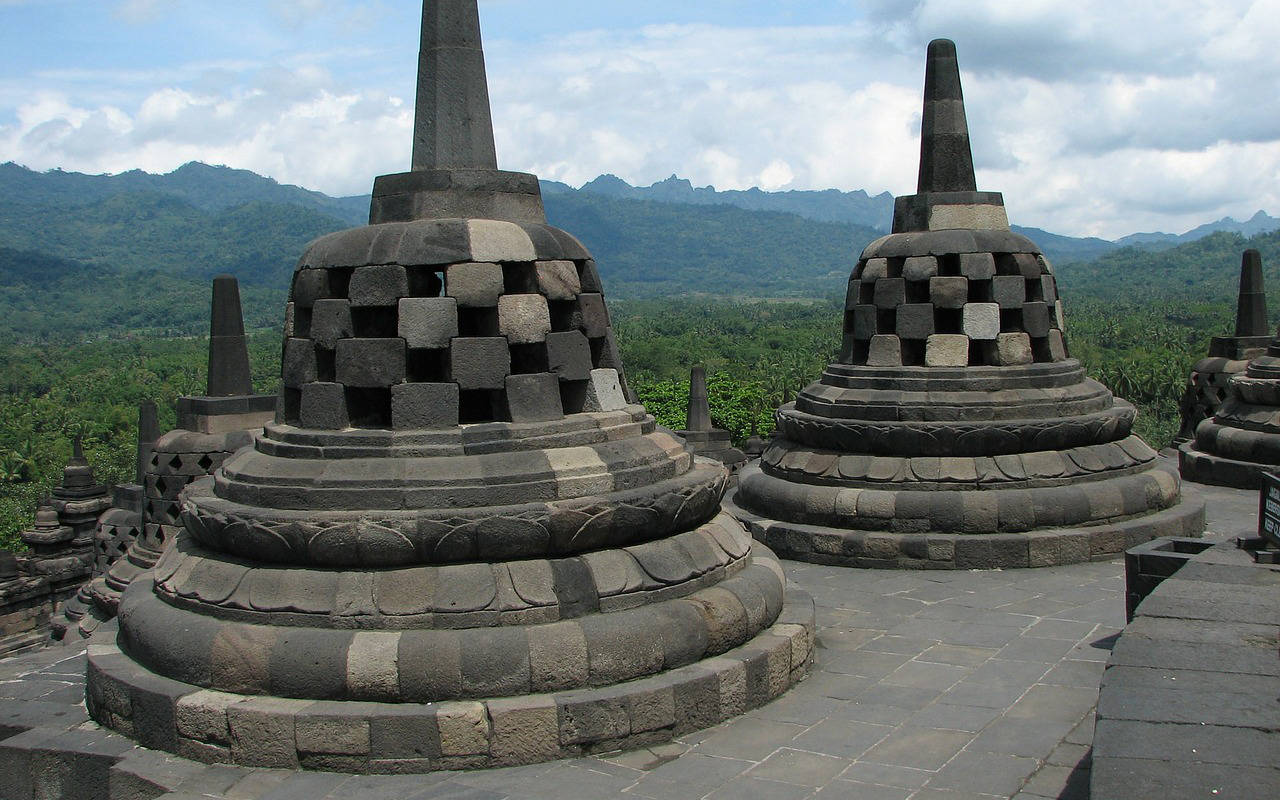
[451,337,510,390]
[398,297,458,349]
[962,303,1000,340]
[926,334,969,367]
[535,261,581,301]
[446,262,503,307]
[867,335,902,367]
[498,294,552,344]
[392,383,460,429]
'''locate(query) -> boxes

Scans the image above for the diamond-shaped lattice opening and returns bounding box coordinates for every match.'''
[198,454,214,471]
[168,455,183,470]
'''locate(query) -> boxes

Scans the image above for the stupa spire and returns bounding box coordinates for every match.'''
[686,366,712,431]
[412,0,498,171]
[917,39,976,194]
[369,0,545,224]
[1235,249,1268,337]
[206,274,253,397]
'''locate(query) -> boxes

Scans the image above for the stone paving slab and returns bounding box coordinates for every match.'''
[0,477,1265,799]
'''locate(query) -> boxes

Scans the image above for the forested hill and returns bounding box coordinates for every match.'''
[1054,228,1280,307]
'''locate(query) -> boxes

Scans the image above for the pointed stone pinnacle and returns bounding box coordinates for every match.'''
[1235,249,1268,337]
[917,38,977,194]
[207,275,254,397]
[412,0,498,172]
[72,434,85,463]
[137,401,159,485]
[686,367,713,432]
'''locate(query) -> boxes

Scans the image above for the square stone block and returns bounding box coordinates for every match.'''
[930,277,968,309]
[1055,300,1067,330]
[926,334,969,367]
[874,278,905,309]
[349,265,408,307]
[498,295,552,344]
[1022,301,1052,337]
[984,332,1033,366]
[577,294,610,338]
[868,335,902,366]
[861,258,889,281]
[960,252,996,280]
[392,383,460,429]
[447,263,504,307]
[300,383,349,429]
[399,297,459,349]
[896,303,935,340]
[468,219,537,263]
[312,300,353,350]
[1041,275,1058,303]
[1014,253,1041,279]
[1048,329,1068,360]
[962,303,1000,340]
[293,269,328,307]
[451,337,511,390]
[546,330,592,381]
[283,338,317,387]
[851,305,878,339]
[584,369,627,412]
[579,260,603,293]
[505,374,564,423]
[992,276,1025,307]
[536,261,581,301]
[336,339,406,387]
[903,256,938,281]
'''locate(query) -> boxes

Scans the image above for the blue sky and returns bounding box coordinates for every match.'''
[2,0,1278,239]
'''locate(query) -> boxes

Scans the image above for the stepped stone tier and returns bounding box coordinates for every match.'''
[1181,267,1280,488]
[86,0,812,773]
[725,39,1204,570]
[75,278,275,638]
[677,367,746,470]
[1175,250,1272,445]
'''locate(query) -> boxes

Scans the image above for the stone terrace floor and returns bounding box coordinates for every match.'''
[0,473,1260,800]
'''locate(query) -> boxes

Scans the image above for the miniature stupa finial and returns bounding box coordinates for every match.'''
[686,366,712,432]
[1235,249,1268,338]
[207,275,253,397]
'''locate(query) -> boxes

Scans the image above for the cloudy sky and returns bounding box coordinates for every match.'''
[1,0,1277,239]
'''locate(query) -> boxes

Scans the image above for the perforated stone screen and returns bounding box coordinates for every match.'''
[280,219,629,430]
[841,249,1069,368]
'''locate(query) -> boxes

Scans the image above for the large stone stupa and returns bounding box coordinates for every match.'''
[726,40,1204,570]
[86,0,812,772]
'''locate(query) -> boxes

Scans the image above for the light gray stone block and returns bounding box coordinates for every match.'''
[498,295,552,344]
[1048,329,1068,360]
[984,332,1033,366]
[861,258,890,281]
[926,334,969,367]
[962,303,1000,340]
[584,369,627,412]
[446,262,504,307]
[868,335,902,366]
[398,297,458,349]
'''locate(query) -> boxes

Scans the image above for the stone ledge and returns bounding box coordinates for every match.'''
[725,485,1205,569]
[82,588,814,773]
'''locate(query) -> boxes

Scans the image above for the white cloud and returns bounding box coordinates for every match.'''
[2,0,1278,238]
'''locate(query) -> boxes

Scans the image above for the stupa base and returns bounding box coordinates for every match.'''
[85,588,813,773]
[724,481,1205,571]
[1178,443,1277,489]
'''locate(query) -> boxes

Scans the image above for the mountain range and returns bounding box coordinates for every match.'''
[1,161,1277,341]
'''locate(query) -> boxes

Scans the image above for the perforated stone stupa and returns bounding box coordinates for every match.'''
[1174,250,1271,445]
[86,0,812,772]
[1181,252,1280,488]
[726,39,1204,570]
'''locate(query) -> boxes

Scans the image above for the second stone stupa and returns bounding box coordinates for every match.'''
[726,39,1204,569]
[86,0,811,772]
